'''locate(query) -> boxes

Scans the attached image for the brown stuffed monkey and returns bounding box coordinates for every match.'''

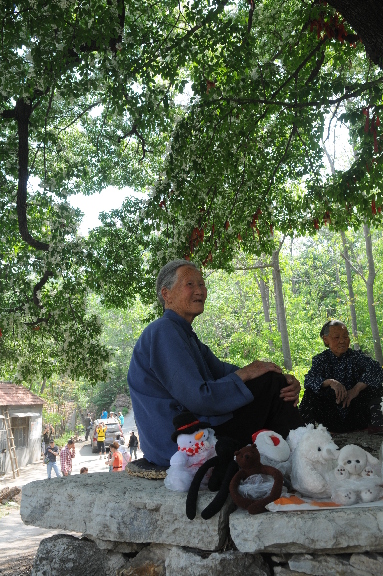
[229,444,283,514]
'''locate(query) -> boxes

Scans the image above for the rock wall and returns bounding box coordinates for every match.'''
[20,472,383,576]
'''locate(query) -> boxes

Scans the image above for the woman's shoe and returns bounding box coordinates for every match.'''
[126,458,167,479]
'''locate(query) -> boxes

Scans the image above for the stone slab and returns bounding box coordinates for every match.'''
[165,548,270,576]
[230,508,383,554]
[289,553,367,576]
[21,473,230,551]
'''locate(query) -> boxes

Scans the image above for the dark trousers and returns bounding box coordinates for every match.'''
[299,386,383,433]
[212,372,303,446]
[97,440,105,454]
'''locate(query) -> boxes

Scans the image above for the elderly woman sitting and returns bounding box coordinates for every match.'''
[127,259,302,476]
[299,320,383,432]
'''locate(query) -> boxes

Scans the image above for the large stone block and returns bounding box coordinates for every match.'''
[350,552,383,574]
[165,548,270,576]
[21,473,230,551]
[31,534,127,576]
[289,553,367,576]
[230,508,383,554]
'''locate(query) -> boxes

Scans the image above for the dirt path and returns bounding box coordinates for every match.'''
[0,411,143,572]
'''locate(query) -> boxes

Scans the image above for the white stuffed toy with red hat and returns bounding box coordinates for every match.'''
[164,412,217,492]
[252,429,292,477]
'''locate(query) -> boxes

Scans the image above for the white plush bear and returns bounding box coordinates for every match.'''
[331,444,382,505]
[287,424,339,498]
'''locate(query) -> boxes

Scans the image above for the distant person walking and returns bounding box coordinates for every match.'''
[84,413,92,441]
[118,412,124,426]
[100,409,108,419]
[96,422,107,459]
[128,431,139,460]
[45,439,61,479]
[109,441,123,472]
[115,433,125,446]
[60,439,75,477]
[42,423,55,455]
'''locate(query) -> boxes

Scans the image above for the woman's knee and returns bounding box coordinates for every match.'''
[245,371,287,396]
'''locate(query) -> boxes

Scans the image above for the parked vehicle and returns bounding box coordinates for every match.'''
[90,418,124,453]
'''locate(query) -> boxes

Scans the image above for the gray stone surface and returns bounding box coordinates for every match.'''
[165,548,270,576]
[288,554,366,576]
[87,536,144,553]
[21,473,230,551]
[230,507,383,554]
[271,554,291,564]
[118,543,170,576]
[31,534,108,576]
[350,552,383,573]
[274,566,310,576]
[274,568,310,576]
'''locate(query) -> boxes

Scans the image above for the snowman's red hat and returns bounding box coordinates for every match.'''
[171,411,209,443]
[252,429,280,446]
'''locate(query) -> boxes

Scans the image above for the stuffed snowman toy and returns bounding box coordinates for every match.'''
[164,412,217,492]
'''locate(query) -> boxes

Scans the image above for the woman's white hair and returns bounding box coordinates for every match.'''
[156,259,198,308]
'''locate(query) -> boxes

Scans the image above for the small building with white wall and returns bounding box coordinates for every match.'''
[0,382,44,476]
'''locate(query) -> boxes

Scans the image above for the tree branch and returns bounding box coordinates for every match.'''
[15,98,50,251]
[118,123,150,161]
[24,313,52,326]
[233,264,273,270]
[209,77,383,110]
[340,252,366,284]
[33,271,54,309]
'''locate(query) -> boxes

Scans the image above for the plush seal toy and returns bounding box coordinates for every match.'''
[229,444,283,514]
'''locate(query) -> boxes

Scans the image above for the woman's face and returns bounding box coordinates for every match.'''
[323,324,350,357]
[161,266,207,323]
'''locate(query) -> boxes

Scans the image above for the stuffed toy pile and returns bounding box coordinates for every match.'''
[167,416,383,513]
[186,429,288,519]
[287,424,383,505]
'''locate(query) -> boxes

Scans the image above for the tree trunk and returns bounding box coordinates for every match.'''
[258,275,270,323]
[327,0,383,70]
[40,377,47,394]
[256,273,275,353]
[324,141,360,350]
[272,249,292,370]
[340,231,360,350]
[363,224,383,364]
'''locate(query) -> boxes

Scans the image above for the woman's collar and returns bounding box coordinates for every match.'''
[163,309,194,334]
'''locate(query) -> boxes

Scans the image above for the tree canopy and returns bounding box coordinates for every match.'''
[1,0,383,382]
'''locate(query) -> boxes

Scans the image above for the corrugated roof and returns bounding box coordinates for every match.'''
[0,382,44,406]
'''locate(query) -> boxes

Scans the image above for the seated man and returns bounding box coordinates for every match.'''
[127,259,302,475]
[299,320,383,432]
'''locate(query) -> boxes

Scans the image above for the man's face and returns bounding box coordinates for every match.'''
[323,324,350,357]
[161,266,207,323]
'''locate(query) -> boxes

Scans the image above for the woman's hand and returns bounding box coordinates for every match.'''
[323,379,347,403]
[235,360,282,382]
[280,374,301,407]
[342,382,367,408]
